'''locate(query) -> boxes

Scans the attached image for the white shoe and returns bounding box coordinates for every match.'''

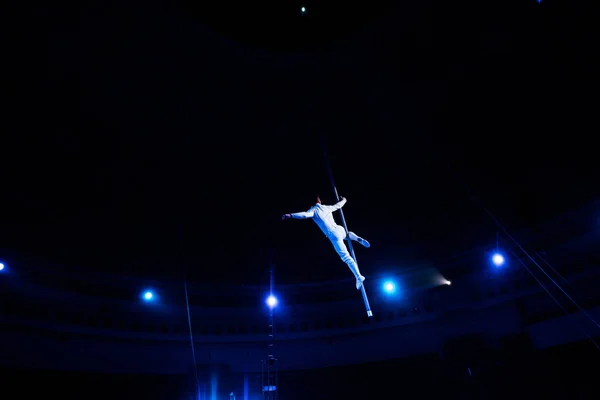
[356,275,365,289]
[357,237,370,248]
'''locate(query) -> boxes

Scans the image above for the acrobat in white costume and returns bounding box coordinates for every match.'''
[282,196,370,289]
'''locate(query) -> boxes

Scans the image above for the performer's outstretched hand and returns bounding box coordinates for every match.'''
[340,196,345,201]
[282,214,291,220]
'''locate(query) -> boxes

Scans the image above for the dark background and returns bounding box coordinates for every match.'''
[1,337,598,399]
[1,0,599,398]
[4,0,597,286]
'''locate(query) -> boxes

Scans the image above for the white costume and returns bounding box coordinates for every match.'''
[290,198,369,289]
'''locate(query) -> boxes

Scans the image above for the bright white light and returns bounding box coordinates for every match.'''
[143,291,153,300]
[446,280,451,286]
[383,281,396,294]
[0,263,4,271]
[301,7,306,12]
[492,253,505,267]
[266,295,278,308]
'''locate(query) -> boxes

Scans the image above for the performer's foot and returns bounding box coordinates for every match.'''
[357,237,370,248]
[356,275,366,289]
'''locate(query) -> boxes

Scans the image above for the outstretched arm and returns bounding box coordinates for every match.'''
[326,197,346,212]
[282,208,315,220]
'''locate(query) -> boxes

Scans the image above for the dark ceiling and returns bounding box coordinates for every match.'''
[2,1,598,286]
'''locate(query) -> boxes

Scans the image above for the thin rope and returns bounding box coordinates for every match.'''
[447,166,600,334]
[318,133,356,260]
[320,135,358,258]
[481,205,600,332]
[510,248,600,351]
[533,250,573,288]
[318,132,372,316]
[183,267,201,398]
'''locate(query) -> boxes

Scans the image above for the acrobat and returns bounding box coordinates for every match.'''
[282,196,370,289]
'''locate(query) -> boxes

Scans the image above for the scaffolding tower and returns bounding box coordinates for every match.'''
[261,267,278,400]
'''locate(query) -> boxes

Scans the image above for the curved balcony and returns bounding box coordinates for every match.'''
[1,222,598,373]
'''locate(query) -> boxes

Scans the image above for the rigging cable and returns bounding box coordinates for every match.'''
[481,205,600,332]
[319,132,372,317]
[448,167,600,347]
[533,250,575,288]
[510,248,600,350]
[181,227,201,398]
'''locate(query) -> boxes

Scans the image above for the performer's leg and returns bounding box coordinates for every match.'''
[347,231,370,248]
[331,238,366,289]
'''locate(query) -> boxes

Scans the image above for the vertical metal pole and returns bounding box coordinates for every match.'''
[320,135,373,317]
[263,267,278,399]
[267,270,274,397]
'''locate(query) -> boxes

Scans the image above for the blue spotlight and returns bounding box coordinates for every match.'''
[266,294,278,308]
[492,253,505,267]
[141,290,155,302]
[383,280,397,294]
[0,263,4,272]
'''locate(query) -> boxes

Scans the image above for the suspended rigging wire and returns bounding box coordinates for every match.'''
[510,248,600,351]
[318,132,372,317]
[184,268,201,395]
[181,226,200,398]
[447,165,600,349]
[533,249,575,288]
[481,205,600,333]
